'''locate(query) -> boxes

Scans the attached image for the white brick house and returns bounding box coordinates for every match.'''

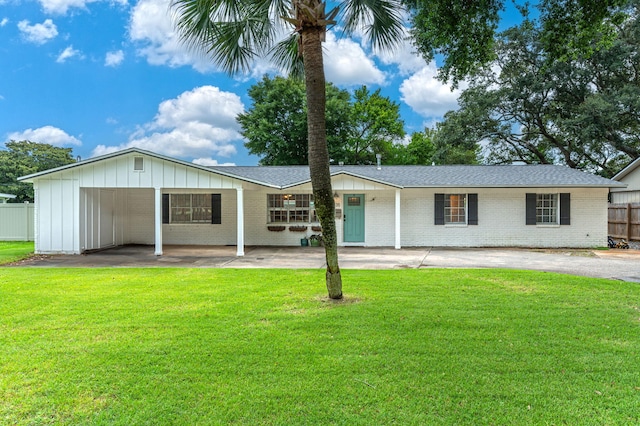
[19,148,625,255]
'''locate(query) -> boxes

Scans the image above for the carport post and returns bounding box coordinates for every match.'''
[236,187,245,256]
[154,187,163,256]
[395,189,401,249]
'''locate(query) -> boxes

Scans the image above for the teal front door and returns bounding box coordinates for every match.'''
[344,194,365,243]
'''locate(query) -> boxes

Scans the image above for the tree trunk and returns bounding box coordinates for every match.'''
[301,27,343,299]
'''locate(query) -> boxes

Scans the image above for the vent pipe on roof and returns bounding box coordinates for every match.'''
[376,153,382,170]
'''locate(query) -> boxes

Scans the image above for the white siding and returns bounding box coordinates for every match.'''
[75,154,242,190]
[611,163,640,203]
[35,173,80,254]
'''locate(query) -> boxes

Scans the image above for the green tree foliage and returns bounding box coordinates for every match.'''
[345,86,405,165]
[237,76,351,165]
[406,0,634,85]
[435,11,639,176]
[239,78,405,166]
[387,128,438,165]
[0,141,76,202]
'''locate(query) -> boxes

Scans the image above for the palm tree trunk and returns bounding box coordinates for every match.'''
[301,27,343,299]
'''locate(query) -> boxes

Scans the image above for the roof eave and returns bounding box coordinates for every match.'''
[17,147,281,188]
[612,157,640,181]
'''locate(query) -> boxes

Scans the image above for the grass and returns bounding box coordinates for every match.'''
[1,268,639,425]
[0,241,34,265]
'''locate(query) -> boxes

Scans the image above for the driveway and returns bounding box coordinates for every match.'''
[12,244,640,283]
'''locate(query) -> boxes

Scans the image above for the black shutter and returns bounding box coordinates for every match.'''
[162,194,169,224]
[560,193,570,225]
[211,194,221,224]
[468,193,478,225]
[434,193,445,225]
[526,193,536,225]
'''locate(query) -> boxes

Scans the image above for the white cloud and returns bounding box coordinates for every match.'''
[17,19,58,45]
[399,62,465,118]
[7,126,82,146]
[128,1,387,85]
[92,86,245,161]
[105,50,124,67]
[375,31,427,76]
[56,45,81,63]
[129,0,215,72]
[1,18,9,27]
[192,158,236,166]
[37,0,128,15]
[323,32,386,86]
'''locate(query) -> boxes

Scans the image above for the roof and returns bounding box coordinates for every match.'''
[212,164,624,189]
[612,157,640,181]
[19,147,625,189]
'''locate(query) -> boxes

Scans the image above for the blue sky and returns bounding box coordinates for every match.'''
[0,0,525,166]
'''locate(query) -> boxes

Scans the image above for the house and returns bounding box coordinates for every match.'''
[0,193,16,203]
[18,148,625,255]
[610,157,640,204]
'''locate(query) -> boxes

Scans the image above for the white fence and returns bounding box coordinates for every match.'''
[0,203,35,241]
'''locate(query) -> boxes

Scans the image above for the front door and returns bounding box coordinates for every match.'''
[343,194,365,243]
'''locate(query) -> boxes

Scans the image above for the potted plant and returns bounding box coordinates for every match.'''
[309,234,322,247]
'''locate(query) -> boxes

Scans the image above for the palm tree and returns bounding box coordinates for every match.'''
[171,0,405,299]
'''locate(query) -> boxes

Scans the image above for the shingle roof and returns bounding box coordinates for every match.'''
[210,164,624,188]
[18,147,625,188]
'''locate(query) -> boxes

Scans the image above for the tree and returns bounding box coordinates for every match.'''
[406,0,635,85]
[171,0,406,299]
[239,78,406,166]
[386,128,438,165]
[237,75,351,165]
[344,86,405,164]
[435,13,639,176]
[0,141,76,202]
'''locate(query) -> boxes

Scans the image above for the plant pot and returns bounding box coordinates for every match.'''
[310,239,320,247]
[301,238,309,247]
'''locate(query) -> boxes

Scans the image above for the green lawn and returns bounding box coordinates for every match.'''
[1,268,638,425]
[0,241,34,265]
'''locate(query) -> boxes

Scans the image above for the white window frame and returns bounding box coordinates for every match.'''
[267,194,317,223]
[536,193,558,225]
[444,194,467,225]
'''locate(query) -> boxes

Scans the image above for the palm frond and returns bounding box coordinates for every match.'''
[339,0,406,53]
[170,0,293,75]
[269,33,305,78]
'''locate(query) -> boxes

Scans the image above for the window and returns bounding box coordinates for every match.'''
[536,193,557,224]
[435,193,478,225]
[268,194,317,223]
[162,194,221,224]
[445,194,466,224]
[526,193,570,225]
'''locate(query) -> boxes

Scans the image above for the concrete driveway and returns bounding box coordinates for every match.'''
[12,244,640,283]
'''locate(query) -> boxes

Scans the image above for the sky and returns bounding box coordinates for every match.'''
[0,0,526,166]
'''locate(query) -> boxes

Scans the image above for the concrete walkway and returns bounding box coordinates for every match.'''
[13,244,640,283]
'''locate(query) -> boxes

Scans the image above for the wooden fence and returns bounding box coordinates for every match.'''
[0,203,35,241]
[608,203,640,242]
